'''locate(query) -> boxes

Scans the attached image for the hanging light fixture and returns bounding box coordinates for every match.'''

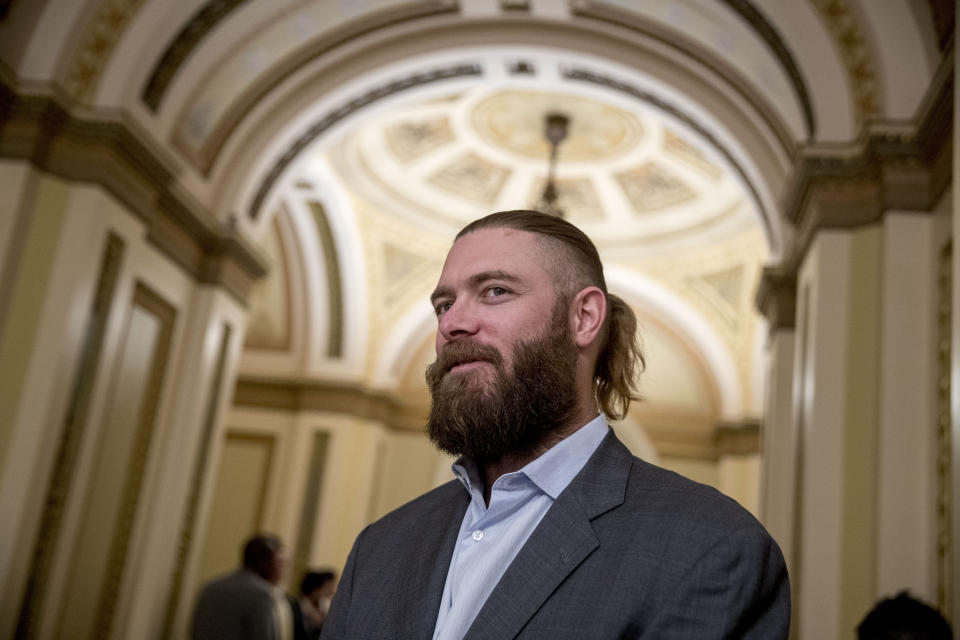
[535,111,570,218]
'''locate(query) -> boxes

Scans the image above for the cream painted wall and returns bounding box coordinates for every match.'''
[876,213,937,602]
[123,288,249,640]
[309,415,386,575]
[718,453,760,517]
[0,170,70,474]
[793,227,884,639]
[659,456,720,487]
[198,433,276,584]
[760,328,796,570]
[0,175,145,637]
[658,453,759,518]
[56,306,164,640]
[0,160,34,298]
[368,429,447,522]
[220,407,389,592]
[0,166,255,640]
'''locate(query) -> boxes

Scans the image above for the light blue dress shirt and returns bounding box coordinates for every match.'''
[431,414,609,640]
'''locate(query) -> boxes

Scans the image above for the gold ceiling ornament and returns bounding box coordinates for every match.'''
[64,0,147,102]
[809,0,882,124]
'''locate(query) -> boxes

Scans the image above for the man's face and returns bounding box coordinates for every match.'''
[425,227,579,460]
[429,227,560,383]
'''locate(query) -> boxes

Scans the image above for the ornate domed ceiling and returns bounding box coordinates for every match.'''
[329,84,756,251]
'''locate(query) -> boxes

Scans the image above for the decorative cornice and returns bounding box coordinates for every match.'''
[0,71,268,305]
[714,419,762,457]
[765,43,953,299]
[755,267,797,332]
[644,419,761,462]
[232,376,428,431]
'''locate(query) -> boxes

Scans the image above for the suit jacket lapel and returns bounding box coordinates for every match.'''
[463,432,633,640]
[398,481,470,640]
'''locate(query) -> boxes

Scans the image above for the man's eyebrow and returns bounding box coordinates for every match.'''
[429,270,522,304]
[430,285,453,305]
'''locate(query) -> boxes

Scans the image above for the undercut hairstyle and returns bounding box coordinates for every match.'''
[242,534,283,570]
[457,210,644,419]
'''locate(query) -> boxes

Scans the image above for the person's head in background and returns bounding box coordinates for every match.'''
[300,570,336,610]
[857,591,951,640]
[242,534,287,585]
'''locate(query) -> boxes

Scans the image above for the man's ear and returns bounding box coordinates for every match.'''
[570,286,607,349]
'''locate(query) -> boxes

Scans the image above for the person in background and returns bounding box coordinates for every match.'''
[191,533,292,640]
[857,591,952,640]
[292,570,336,640]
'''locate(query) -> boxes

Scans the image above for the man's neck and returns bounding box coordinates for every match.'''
[479,407,598,506]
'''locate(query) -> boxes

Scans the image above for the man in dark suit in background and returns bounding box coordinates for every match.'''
[322,210,790,639]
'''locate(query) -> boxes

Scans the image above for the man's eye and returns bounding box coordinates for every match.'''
[485,286,507,298]
[435,301,453,316]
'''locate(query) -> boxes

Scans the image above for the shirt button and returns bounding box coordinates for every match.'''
[472,530,483,541]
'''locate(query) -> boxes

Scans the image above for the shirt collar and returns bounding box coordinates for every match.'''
[451,414,609,500]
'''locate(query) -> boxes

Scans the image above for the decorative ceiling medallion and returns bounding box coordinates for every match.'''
[428,152,511,204]
[470,90,643,162]
[662,129,722,180]
[615,163,696,213]
[526,177,604,221]
[385,117,455,163]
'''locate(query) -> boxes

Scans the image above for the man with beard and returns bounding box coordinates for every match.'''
[321,210,790,639]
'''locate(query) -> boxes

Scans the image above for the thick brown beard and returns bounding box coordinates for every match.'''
[424,303,578,463]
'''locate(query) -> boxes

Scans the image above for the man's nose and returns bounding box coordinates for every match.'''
[438,300,479,342]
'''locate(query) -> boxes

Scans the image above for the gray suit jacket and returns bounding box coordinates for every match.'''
[322,432,790,639]
[191,569,285,640]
